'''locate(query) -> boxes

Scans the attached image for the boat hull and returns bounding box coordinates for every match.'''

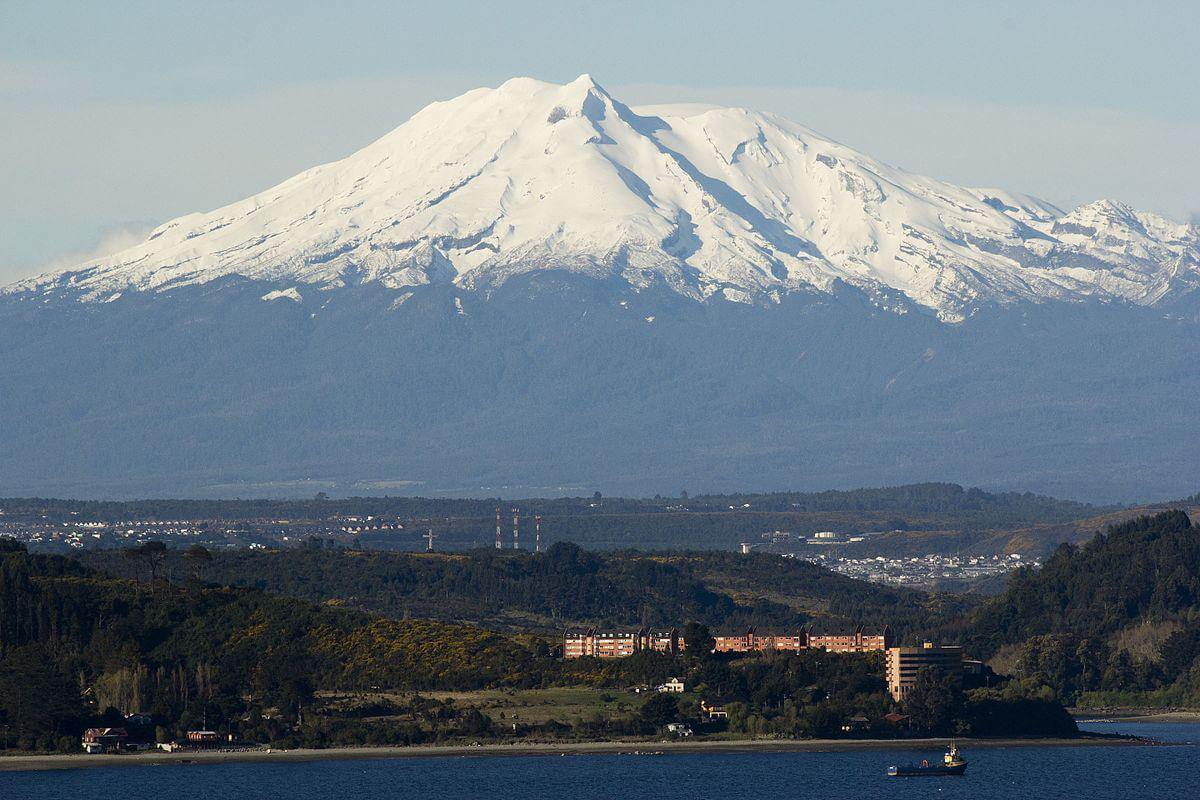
[888,763,967,777]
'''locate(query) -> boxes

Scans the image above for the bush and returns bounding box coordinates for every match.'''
[639,693,681,729]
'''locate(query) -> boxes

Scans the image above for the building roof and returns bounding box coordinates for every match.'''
[83,727,128,738]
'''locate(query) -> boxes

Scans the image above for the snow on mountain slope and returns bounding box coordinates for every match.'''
[10,75,1199,321]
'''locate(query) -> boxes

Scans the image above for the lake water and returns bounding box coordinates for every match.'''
[4,722,1194,799]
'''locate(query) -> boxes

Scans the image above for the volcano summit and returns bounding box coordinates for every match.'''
[12,75,1198,321]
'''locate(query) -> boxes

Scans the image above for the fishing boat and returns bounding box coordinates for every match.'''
[887,743,967,777]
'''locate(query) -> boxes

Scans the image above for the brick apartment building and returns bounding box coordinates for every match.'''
[713,625,892,654]
[808,625,894,653]
[563,628,683,658]
[564,624,892,659]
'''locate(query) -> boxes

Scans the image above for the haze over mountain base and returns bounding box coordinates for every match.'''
[3,275,1195,502]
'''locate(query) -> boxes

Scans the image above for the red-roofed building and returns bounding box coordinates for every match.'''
[82,727,128,754]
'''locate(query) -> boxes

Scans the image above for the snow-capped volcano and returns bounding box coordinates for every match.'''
[11,75,1200,321]
[5,75,1200,501]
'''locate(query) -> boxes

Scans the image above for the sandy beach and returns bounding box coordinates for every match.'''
[0,734,1147,773]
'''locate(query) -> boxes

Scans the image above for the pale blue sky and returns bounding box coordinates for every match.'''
[3,0,1198,283]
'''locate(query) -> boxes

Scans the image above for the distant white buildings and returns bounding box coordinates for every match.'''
[799,551,1037,588]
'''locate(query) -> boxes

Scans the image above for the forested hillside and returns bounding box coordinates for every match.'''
[0,538,559,750]
[0,539,1070,751]
[963,510,1200,704]
[80,543,969,638]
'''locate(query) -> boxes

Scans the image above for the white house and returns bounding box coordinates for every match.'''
[657,677,685,693]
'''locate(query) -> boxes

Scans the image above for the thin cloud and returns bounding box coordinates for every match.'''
[23,221,157,279]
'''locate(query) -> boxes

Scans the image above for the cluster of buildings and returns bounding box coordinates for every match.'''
[563,625,894,659]
[1,519,209,551]
[0,513,408,553]
[81,727,141,754]
[81,726,223,755]
[740,529,893,552]
[799,552,1036,588]
[564,627,977,704]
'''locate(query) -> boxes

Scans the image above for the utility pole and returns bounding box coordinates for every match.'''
[495,507,502,550]
[535,515,542,553]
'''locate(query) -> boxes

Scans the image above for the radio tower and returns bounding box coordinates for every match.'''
[494,507,502,550]
[424,529,436,551]
[512,508,520,550]
[535,515,542,553]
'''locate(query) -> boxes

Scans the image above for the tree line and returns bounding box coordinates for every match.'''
[80,542,968,638]
[956,510,1200,705]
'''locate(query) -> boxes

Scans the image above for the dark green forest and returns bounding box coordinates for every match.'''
[0,538,555,750]
[961,510,1200,704]
[80,543,969,638]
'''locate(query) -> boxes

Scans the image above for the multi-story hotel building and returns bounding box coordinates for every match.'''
[885,642,965,701]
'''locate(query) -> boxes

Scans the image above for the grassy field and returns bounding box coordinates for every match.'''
[317,687,681,726]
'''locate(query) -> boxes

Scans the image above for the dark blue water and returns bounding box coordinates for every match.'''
[4,723,1194,799]
[1077,718,1200,743]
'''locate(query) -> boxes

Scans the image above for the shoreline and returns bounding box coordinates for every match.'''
[0,734,1148,773]
[1073,708,1200,723]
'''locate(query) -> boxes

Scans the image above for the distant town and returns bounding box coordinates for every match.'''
[740,529,1037,588]
[798,551,1037,588]
[0,507,1035,591]
[0,511,404,552]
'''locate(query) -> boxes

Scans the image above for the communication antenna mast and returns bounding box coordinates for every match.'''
[424,529,436,551]
[495,507,502,550]
[512,507,520,550]
[535,515,542,553]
